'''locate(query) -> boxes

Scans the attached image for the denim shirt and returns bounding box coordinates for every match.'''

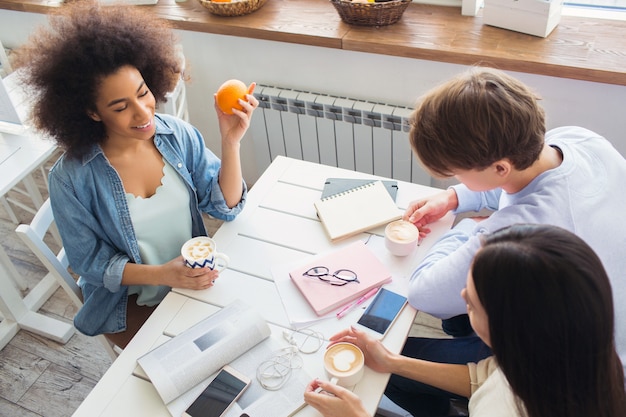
[48,114,247,336]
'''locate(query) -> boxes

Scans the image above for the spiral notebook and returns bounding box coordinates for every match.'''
[321,178,398,201]
[314,180,402,242]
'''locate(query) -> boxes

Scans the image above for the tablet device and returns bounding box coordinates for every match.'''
[355,288,407,339]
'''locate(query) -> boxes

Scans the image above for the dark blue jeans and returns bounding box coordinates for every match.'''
[384,336,492,417]
[441,314,473,337]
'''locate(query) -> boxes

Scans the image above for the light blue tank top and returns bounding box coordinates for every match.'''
[126,159,192,306]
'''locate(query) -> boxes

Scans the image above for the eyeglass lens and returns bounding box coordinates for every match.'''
[303,266,359,286]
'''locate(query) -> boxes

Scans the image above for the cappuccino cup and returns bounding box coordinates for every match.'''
[385,220,419,257]
[181,236,230,271]
[323,342,365,387]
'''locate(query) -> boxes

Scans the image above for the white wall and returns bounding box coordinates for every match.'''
[2,9,624,184]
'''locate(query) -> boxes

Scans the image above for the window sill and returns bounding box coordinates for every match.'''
[0,0,624,86]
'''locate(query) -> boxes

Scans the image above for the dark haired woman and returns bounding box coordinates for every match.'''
[14,1,258,348]
[304,224,626,417]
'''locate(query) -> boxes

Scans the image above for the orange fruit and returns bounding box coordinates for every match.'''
[216,79,248,115]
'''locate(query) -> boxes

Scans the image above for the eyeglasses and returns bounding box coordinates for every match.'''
[302,266,359,286]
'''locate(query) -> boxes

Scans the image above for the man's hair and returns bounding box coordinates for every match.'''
[14,1,183,159]
[472,224,626,417]
[409,67,546,177]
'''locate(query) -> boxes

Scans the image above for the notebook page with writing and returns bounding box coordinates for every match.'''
[314,180,402,242]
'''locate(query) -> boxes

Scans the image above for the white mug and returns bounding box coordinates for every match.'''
[323,342,365,387]
[384,220,419,257]
[181,236,230,271]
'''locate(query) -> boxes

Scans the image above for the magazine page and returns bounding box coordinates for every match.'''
[166,333,312,417]
[225,336,311,417]
[137,300,271,405]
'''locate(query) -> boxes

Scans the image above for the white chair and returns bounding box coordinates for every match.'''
[156,44,189,122]
[15,199,119,361]
[1,45,58,227]
[0,39,12,76]
[1,39,21,224]
[0,158,55,225]
[158,76,189,122]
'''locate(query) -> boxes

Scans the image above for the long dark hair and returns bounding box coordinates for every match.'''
[472,224,625,417]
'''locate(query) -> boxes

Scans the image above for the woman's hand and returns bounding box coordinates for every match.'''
[215,82,257,208]
[215,82,259,146]
[403,188,458,237]
[159,256,220,290]
[328,326,396,374]
[304,379,369,417]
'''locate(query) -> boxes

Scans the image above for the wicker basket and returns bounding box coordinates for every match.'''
[198,0,268,17]
[330,0,411,26]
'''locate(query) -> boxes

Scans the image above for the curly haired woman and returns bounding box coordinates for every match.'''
[14,1,258,348]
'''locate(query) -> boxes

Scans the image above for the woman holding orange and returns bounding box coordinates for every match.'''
[14,1,257,348]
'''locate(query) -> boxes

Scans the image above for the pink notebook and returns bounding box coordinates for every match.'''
[289,241,392,316]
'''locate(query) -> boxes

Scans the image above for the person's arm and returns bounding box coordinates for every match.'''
[218,139,243,208]
[451,184,501,213]
[215,84,258,208]
[49,164,127,292]
[121,258,218,290]
[304,362,470,417]
[407,219,482,318]
[304,379,370,417]
[404,188,459,236]
[331,326,472,398]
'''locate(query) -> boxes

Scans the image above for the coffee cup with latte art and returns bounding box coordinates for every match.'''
[181,236,230,271]
[323,342,365,387]
[384,220,419,257]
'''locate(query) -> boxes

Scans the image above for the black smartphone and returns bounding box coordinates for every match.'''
[184,366,251,417]
[355,288,407,339]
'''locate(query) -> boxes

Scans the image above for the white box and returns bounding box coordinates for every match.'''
[483,0,563,38]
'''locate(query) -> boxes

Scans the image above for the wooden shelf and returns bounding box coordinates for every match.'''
[1,0,624,85]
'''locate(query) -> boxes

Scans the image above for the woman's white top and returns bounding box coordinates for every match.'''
[126,159,193,306]
[468,357,524,417]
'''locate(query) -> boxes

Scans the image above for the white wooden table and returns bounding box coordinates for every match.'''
[0,72,71,349]
[72,156,454,417]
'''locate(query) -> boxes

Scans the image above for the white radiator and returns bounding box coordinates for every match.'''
[250,85,432,186]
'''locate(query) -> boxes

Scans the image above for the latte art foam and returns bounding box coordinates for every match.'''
[332,350,357,372]
[386,220,419,243]
[324,343,364,375]
[385,220,419,257]
[184,240,215,260]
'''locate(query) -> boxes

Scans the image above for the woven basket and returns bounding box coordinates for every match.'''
[198,0,268,17]
[330,0,411,26]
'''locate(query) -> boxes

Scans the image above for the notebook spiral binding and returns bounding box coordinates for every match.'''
[322,181,376,200]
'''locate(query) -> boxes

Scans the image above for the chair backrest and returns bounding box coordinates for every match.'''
[15,199,83,307]
[16,198,120,361]
[158,76,189,121]
[156,44,189,121]
[0,39,13,76]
